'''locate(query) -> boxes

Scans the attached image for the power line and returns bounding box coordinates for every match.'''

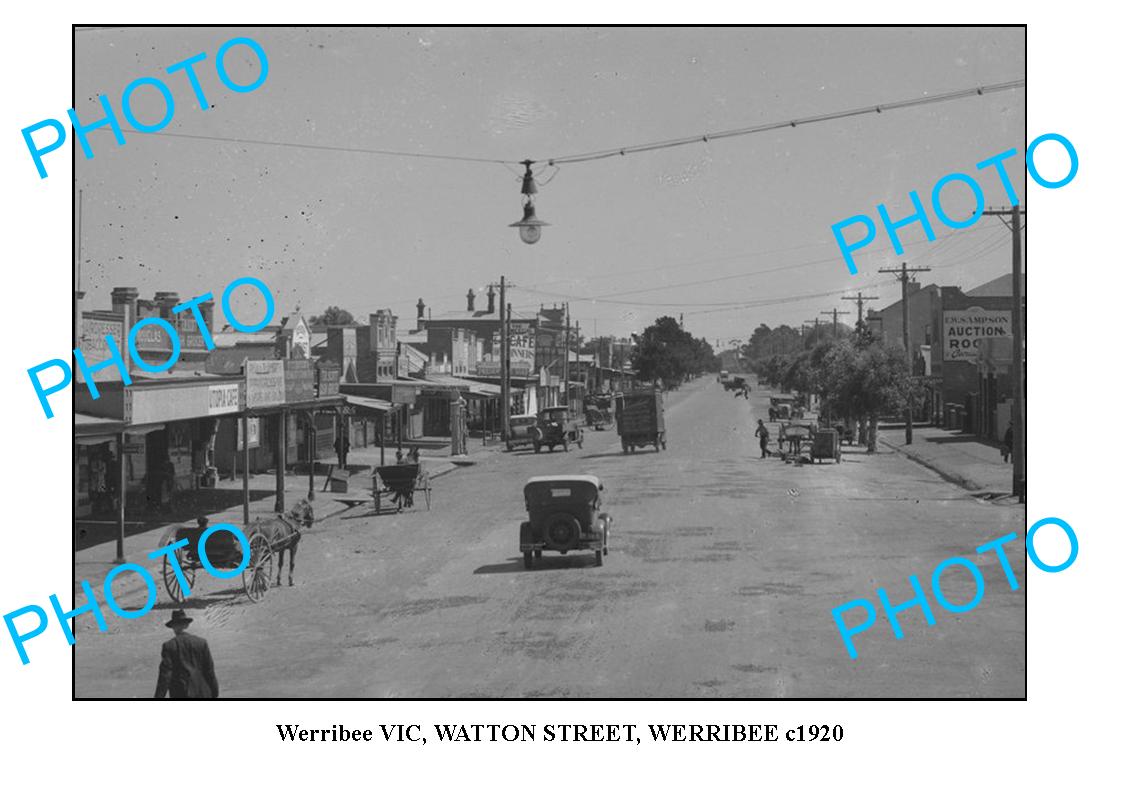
[101,80,1024,171]
[101,127,517,165]
[684,278,898,317]
[540,79,1024,165]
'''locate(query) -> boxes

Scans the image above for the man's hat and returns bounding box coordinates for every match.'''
[197,515,209,526]
[166,609,193,628]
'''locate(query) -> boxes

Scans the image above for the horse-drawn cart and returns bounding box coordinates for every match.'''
[373,464,432,513]
[159,501,313,604]
[811,428,842,463]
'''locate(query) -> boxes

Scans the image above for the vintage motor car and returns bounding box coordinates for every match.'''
[531,406,584,453]
[505,413,538,452]
[519,475,611,569]
[768,394,798,421]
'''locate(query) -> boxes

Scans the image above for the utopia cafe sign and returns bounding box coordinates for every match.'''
[942,308,1012,364]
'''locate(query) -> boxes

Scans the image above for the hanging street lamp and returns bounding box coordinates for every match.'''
[509,159,550,244]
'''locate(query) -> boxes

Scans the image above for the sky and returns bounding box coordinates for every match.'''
[74,26,1025,347]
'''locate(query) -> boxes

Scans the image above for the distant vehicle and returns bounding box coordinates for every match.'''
[769,394,797,421]
[531,406,584,453]
[583,393,615,430]
[616,388,666,454]
[724,376,747,392]
[719,370,730,383]
[519,475,611,569]
[505,414,538,452]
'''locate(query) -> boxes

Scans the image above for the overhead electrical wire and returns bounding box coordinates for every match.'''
[538,80,1025,166]
[109,128,515,165]
[103,79,1024,170]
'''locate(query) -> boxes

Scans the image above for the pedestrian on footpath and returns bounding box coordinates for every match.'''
[1002,420,1015,464]
[154,610,219,699]
[755,419,771,458]
[334,432,350,469]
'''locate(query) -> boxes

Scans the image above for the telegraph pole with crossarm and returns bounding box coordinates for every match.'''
[982,206,1025,503]
[842,291,880,329]
[821,308,850,338]
[878,262,931,445]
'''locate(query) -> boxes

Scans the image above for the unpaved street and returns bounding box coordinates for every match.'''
[76,378,1025,698]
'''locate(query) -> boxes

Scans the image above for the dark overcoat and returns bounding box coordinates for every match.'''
[155,632,219,699]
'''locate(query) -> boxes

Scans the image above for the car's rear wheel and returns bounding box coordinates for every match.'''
[533,442,541,453]
[595,549,603,567]
[524,551,533,569]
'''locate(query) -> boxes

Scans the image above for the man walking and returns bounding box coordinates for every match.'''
[754,419,771,458]
[334,426,350,469]
[154,610,219,699]
[1002,420,1015,464]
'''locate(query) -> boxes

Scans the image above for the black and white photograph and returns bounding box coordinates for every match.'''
[65,25,1031,699]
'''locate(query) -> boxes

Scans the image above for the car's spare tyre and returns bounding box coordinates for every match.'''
[530,426,544,442]
[544,512,581,551]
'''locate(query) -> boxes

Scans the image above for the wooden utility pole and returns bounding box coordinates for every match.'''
[563,303,571,408]
[499,276,509,440]
[983,206,1025,503]
[878,262,931,445]
[821,308,850,338]
[842,291,880,327]
[575,320,582,396]
[242,414,252,525]
[274,410,286,513]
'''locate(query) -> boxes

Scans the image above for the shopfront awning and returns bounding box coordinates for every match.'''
[75,413,128,440]
[344,395,396,414]
[425,375,502,398]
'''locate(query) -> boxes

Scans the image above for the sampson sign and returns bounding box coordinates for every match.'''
[943,308,1012,364]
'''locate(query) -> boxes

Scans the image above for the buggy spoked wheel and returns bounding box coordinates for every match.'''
[161,530,195,603]
[242,532,274,603]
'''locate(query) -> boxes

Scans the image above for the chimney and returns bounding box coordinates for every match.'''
[416,297,426,322]
[486,284,496,314]
[154,291,180,320]
[198,298,215,334]
[110,286,139,327]
[466,288,476,312]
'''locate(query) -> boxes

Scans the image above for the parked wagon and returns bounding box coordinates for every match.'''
[159,500,313,604]
[812,428,843,463]
[779,420,816,459]
[372,464,432,512]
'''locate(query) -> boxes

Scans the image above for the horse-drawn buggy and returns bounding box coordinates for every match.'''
[778,420,816,460]
[159,500,314,604]
[372,464,432,512]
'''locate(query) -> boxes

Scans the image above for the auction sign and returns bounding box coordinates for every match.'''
[942,308,1012,364]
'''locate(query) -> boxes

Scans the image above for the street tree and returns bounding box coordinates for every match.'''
[631,316,717,386]
[309,306,355,326]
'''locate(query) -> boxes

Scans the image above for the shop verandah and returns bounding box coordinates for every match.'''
[74,375,347,561]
